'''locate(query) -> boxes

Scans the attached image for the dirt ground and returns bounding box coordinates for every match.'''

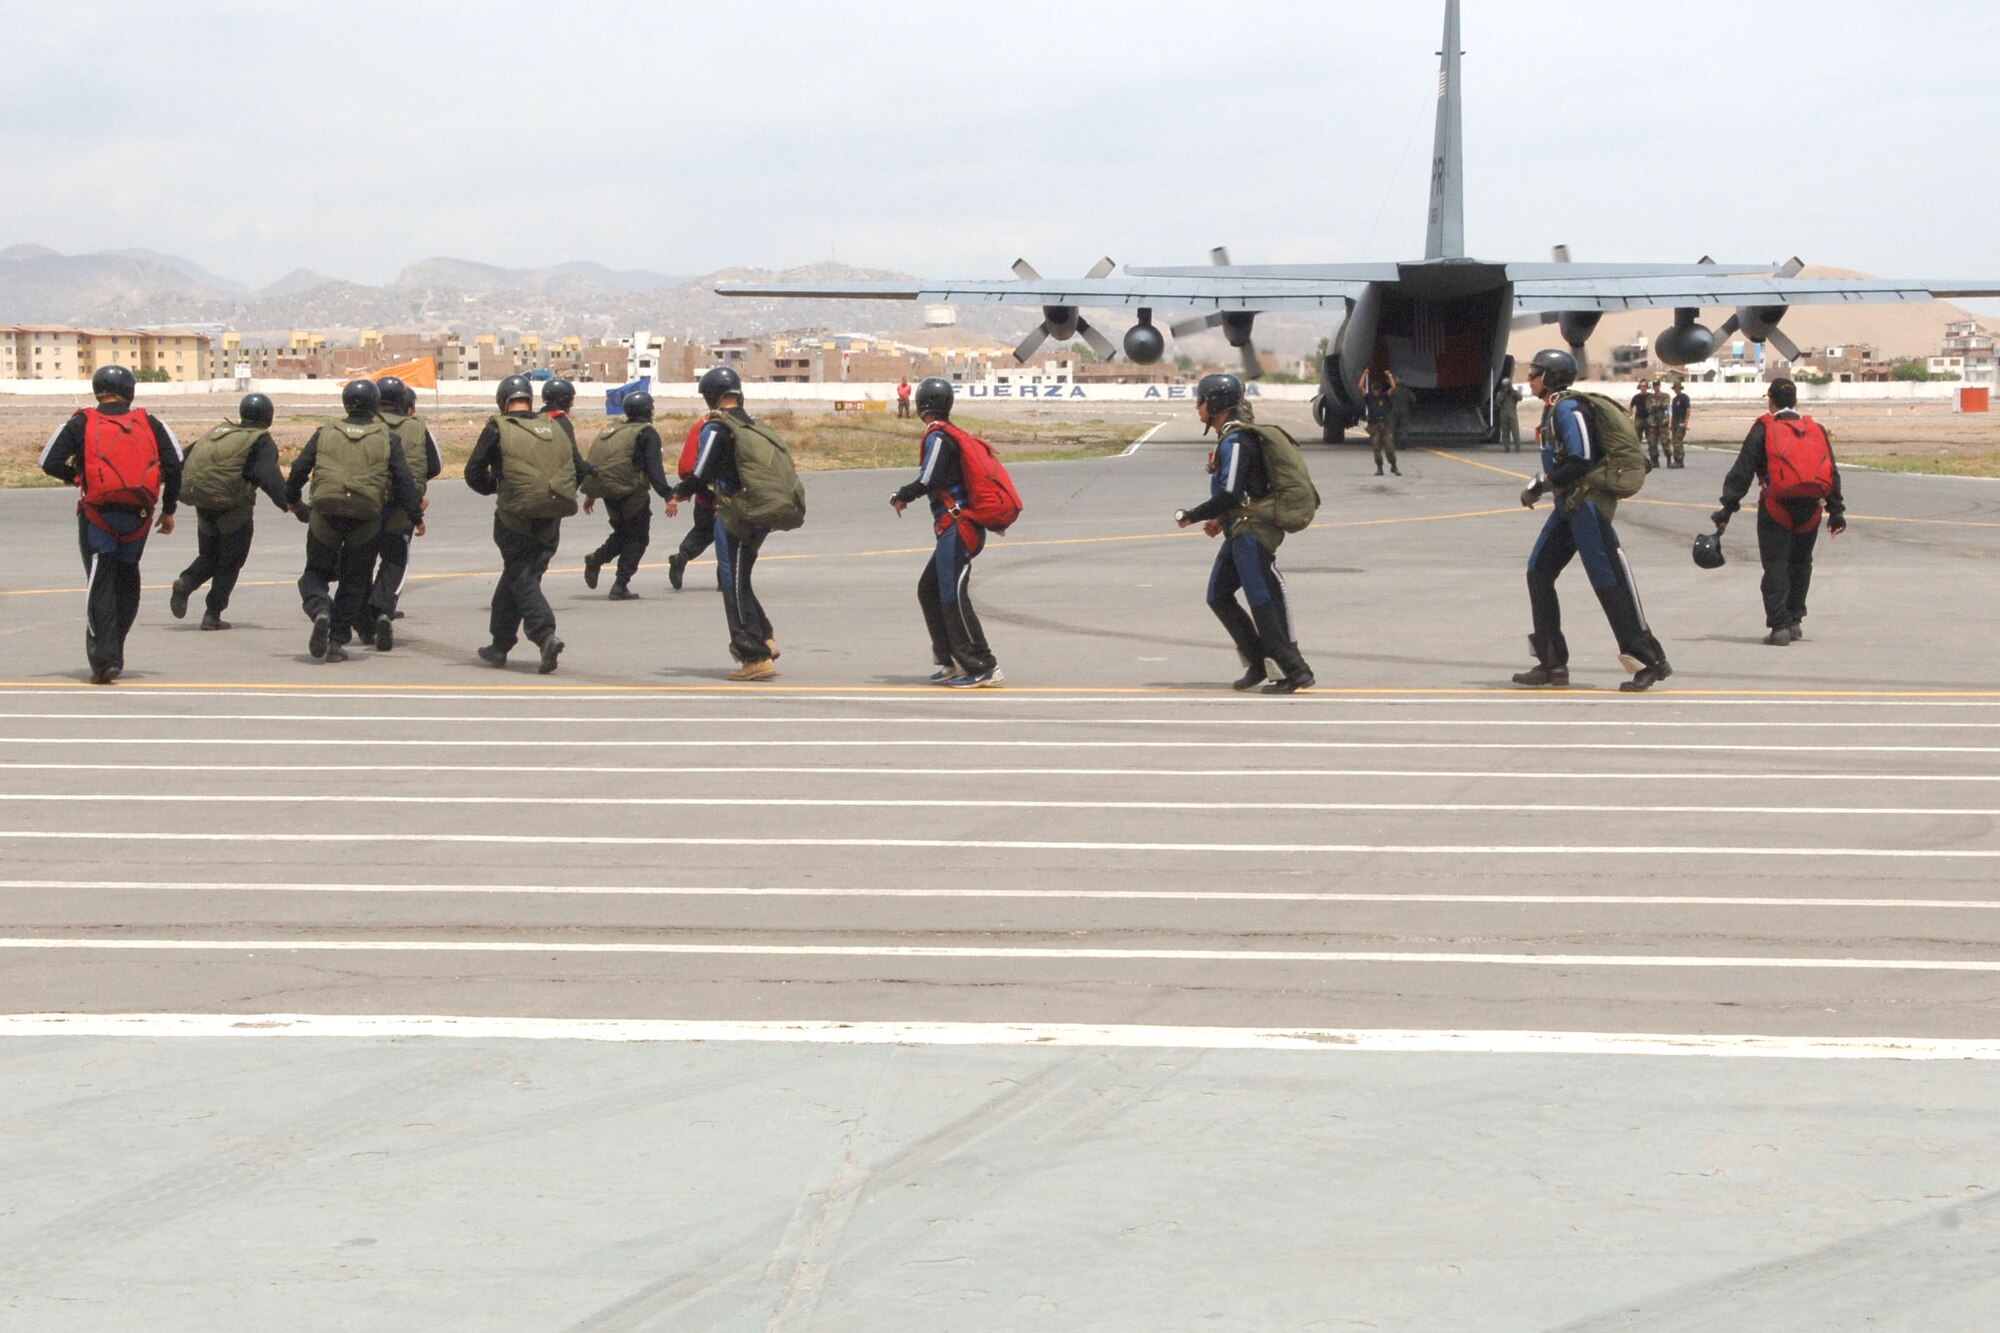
[0,404,1146,490]
[1676,401,2000,476]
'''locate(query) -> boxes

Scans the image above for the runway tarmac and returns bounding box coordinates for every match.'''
[2,406,1997,1328]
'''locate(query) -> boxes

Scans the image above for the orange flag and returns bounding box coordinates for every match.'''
[373,356,437,390]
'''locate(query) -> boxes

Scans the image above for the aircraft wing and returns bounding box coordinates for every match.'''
[714,275,1372,314]
[1512,274,2000,313]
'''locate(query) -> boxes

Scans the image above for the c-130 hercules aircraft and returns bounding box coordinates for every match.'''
[720,0,2000,445]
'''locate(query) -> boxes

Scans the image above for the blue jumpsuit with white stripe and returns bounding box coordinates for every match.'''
[1527,397,1667,670]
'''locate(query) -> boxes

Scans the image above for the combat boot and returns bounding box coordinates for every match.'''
[667,553,687,591]
[1512,634,1570,688]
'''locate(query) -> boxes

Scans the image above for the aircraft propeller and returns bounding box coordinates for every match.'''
[1703,257,1806,362]
[1011,257,1119,363]
[1167,247,1265,379]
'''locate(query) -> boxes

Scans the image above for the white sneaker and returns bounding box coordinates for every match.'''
[947,667,1004,689]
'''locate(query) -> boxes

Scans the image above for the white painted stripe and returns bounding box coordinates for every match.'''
[0,830,1992,859]
[4,939,2000,970]
[3,710,1997,731]
[3,1013,1996,1060]
[5,879,1996,910]
[0,688,1995,710]
[1119,420,1169,456]
[2,736,1995,754]
[0,792,1990,818]
[2,762,1994,784]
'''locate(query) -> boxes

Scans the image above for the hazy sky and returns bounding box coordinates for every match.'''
[8,0,2000,289]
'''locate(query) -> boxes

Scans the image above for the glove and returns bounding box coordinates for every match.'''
[1709,508,1731,532]
[1519,478,1545,509]
[1828,514,1847,535]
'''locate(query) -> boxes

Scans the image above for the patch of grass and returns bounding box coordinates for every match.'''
[1842,451,2000,478]
[0,410,1149,489]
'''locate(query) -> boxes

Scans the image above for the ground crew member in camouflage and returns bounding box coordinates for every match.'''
[170,393,288,630]
[1359,369,1401,476]
[361,376,441,651]
[1649,381,1673,465]
[1629,380,1657,467]
[1669,383,1691,467]
[1495,360,1521,452]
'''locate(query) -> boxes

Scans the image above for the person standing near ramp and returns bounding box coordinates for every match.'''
[361,376,441,651]
[580,389,674,601]
[1495,358,1521,453]
[465,375,590,674]
[1359,369,1401,476]
[38,364,183,683]
[170,392,288,631]
[667,366,805,682]
[1669,382,1691,468]
[890,377,1015,688]
[1175,372,1318,694]
[1514,349,1671,692]
[285,379,425,663]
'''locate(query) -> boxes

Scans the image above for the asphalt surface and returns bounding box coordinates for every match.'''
[2,404,1998,1329]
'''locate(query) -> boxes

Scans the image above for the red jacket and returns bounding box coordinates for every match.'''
[677,419,714,510]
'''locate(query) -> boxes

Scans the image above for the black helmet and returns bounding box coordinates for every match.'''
[495,374,535,410]
[1692,531,1726,570]
[341,378,381,415]
[914,376,954,419]
[1527,348,1578,393]
[697,365,743,407]
[622,390,655,422]
[1194,372,1245,415]
[542,377,575,411]
[376,376,409,413]
[238,393,274,428]
[91,364,136,402]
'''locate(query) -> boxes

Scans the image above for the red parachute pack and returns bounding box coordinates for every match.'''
[1760,413,1835,530]
[927,420,1023,534]
[78,408,164,534]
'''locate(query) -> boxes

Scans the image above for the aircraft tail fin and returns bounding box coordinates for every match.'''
[1424,0,1465,260]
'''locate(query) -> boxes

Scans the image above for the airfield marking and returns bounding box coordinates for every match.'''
[4,734,1998,753]
[7,938,2000,969]
[8,879,1999,912]
[0,792,1991,818]
[1118,420,1170,455]
[0,831,1992,859]
[5,762,1997,783]
[1418,447,2000,529]
[8,709,2000,731]
[3,1014,1998,1060]
[7,679,2000,699]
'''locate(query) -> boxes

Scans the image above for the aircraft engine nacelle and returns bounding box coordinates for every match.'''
[1220,312,1257,349]
[1654,308,1717,366]
[1040,304,1081,341]
[1122,310,1164,365]
[1557,310,1602,351]
[1735,305,1788,344]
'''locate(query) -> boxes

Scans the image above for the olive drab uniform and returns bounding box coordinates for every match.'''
[1495,378,1521,452]
[365,409,441,632]
[1362,374,1398,475]
[1649,385,1673,466]
[174,422,287,623]
[1669,386,1691,467]
[1630,385,1657,467]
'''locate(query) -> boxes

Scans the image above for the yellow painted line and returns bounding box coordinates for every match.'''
[0,680,1997,699]
[1422,447,2000,530]
[0,505,1515,599]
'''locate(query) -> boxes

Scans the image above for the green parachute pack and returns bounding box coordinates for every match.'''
[308,420,392,520]
[711,414,806,537]
[1559,391,1649,500]
[1226,420,1322,539]
[180,423,261,512]
[581,421,647,501]
[493,415,580,522]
